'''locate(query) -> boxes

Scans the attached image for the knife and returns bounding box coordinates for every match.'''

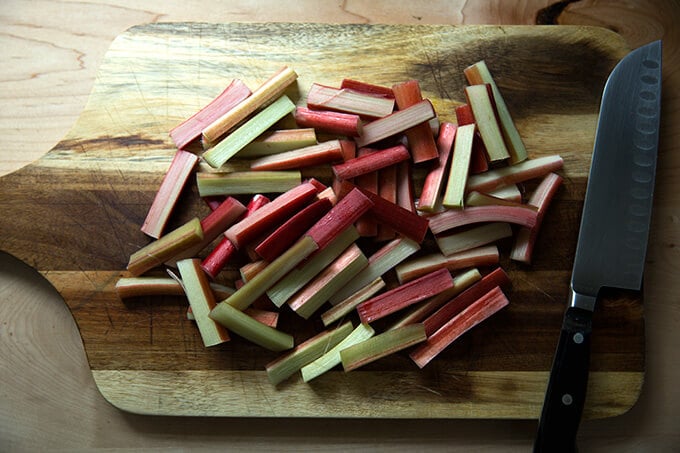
[533,40,662,453]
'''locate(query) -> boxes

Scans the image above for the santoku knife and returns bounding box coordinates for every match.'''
[533,40,662,452]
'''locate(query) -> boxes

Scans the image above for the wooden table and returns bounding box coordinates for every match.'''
[1,1,678,451]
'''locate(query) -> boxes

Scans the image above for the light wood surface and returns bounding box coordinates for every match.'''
[1,1,678,451]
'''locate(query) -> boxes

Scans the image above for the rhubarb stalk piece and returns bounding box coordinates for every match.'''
[301,323,376,382]
[209,302,294,352]
[354,148,380,237]
[464,60,528,164]
[202,66,298,147]
[376,164,398,241]
[266,226,359,307]
[196,170,301,197]
[141,150,199,239]
[435,222,513,256]
[288,244,368,319]
[115,276,235,299]
[391,80,438,163]
[340,324,427,372]
[265,321,353,385]
[355,99,436,148]
[396,160,416,213]
[225,182,318,249]
[395,245,499,283]
[177,259,230,347]
[442,123,475,208]
[294,107,362,137]
[306,83,395,118]
[329,235,420,304]
[356,268,455,324]
[127,217,204,276]
[250,140,345,171]
[510,172,563,263]
[303,187,373,251]
[170,79,252,150]
[340,79,395,98]
[255,198,332,262]
[465,84,510,163]
[466,154,563,193]
[388,268,482,330]
[320,277,385,327]
[213,235,319,311]
[422,266,511,336]
[417,122,456,212]
[237,128,317,157]
[411,286,510,368]
[331,144,410,181]
[428,204,538,235]
[202,95,296,168]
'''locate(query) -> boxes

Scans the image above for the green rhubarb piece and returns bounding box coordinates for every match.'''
[196,171,301,196]
[340,323,427,372]
[266,226,360,307]
[215,235,319,311]
[208,302,293,352]
[301,323,375,382]
[202,95,296,168]
[127,217,204,276]
[265,321,353,385]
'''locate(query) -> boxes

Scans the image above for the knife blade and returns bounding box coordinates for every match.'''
[533,40,662,453]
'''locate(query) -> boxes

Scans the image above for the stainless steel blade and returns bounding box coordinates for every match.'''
[570,40,662,308]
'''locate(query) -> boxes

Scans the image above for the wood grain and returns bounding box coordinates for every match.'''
[0,22,641,418]
[1,1,679,451]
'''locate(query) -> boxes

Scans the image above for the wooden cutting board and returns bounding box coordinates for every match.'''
[0,23,643,418]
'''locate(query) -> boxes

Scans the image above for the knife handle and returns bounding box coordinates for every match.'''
[534,305,593,453]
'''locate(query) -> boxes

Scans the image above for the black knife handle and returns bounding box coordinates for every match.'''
[534,306,593,453]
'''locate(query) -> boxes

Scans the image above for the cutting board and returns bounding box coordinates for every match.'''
[0,23,643,418]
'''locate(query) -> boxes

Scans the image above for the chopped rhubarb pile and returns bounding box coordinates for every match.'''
[118,63,564,384]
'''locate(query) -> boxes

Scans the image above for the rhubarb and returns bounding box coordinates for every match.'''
[250,140,345,171]
[331,144,410,181]
[209,302,294,352]
[266,226,360,307]
[301,323,376,382]
[466,154,564,193]
[340,79,395,98]
[170,79,251,150]
[417,122,456,212]
[355,99,436,148]
[435,222,513,256]
[329,235,420,304]
[395,245,499,283]
[237,128,317,157]
[422,266,511,336]
[127,217,204,276]
[340,323,427,372]
[465,84,510,163]
[357,268,455,324]
[255,198,332,262]
[303,187,373,251]
[202,66,298,146]
[388,268,482,330]
[196,171,301,197]
[376,164,398,241]
[307,83,395,118]
[428,204,538,235]
[115,276,235,299]
[294,107,362,137]
[141,150,199,239]
[177,259,230,346]
[391,80,438,163]
[288,243,368,319]
[320,277,385,327]
[442,123,475,208]
[354,148,380,237]
[265,321,353,385]
[202,95,296,168]
[464,61,528,164]
[510,172,563,263]
[225,182,318,249]
[213,235,319,311]
[411,286,510,368]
